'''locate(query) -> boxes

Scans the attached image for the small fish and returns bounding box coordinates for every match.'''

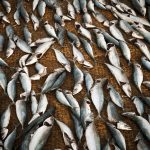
[123,112,150,141]
[84,70,94,95]
[66,0,75,19]
[1,128,8,140]
[0,68,7,92]
[53,48,71,72]
[107,101,121,123]
[143,81,150,89]
[107,43,121,69]
[132,96,144,116]
[117,121,132,131]
[29,117,54,150]
[44,0,57,8]
[44,21,57,39]
[30,91,38,115]
[41,68,66,93]
[55,89,72,107]
[33,0,39,11]
[37,0,46,17]
[85,121,101,150]
[0,34,4,51]
[80,37,95,61]
[36,94,48,114]
[73,0,80,13]
[6,25,14,39]
[80,97,93,128]
[35,62,47,76]
[93,0,106,10]
[83,12,92,25]
[6,38,16,58]
[119,40,131,64]
[106,122,126,150]
[31,13,40,31]
[134,39,150,60]
[87,0,95,13]
[79,0,87,13]
[72,63,84,95]
[67,31,81,47]
[19,71,31,95]
[133,63,143,93]
[75,22,92,41]
[0,105,11,128]
[16,100,27,128]
[0,58,8,67]
[107,83,124,109]
[55,119,78,150]
[14,9,20,25]
[141,56,150,71]
[0,11,10,23]
[93,29,107,51]
[90,78,107,116]
[131,0,146,16]
[1,0,11,13]
[4,127,17,150]
[23,26,32,44]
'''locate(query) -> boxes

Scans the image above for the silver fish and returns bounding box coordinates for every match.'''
[31,91,38,115]
[35,62,47,76]
[25,54,38,66]
[36,94,48,114]
[6,25,14,39]
[107,43,121,68]
[90,78,107,116]
[87,0,95,12]
[37,0,46,17]
[67,31,81,47]
[93,0,106,10]
[14,9,20,25]
[83,12,92,24]
[107,83,124,109]
[23,26,32,44]
[0,58,8,67]
[80,97,93,128]
[55,89,72,107]
[0,34,4,51]
[72,44,93,68]
[6,38,16,58]
[29,117,54,150]
[72,63,84,95]
[119,40,131,64]
[134,39,150,60]
[141,56,150,71]
[85,122,101,150]
[93,29,107,51]
[66,0,75,19]
[16,100,27,128]
[56,119,78,150]
[75,22,92,41]
[44,21,57,39]
[4,127,17,150]
[132,96,144,116]
[53,48,71,72]
[122,112,150,141]
[106,123,126,150]
[0,68,7,92]
[133,63,143,93]
[0,105,11,128]
[20,3,30,23]
[0,11,10,23]
[31,13,40,31]
[79,0,87,13]
[33,0,39,11]
[1,0,11,13]
[107,101,121,122]
[41,68,65,93]
[73,0,80,13]
[117,121,132,131]
[84,70,94,95]
[143,81,150,89]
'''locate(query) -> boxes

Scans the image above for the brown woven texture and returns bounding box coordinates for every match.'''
[0,0,150,149]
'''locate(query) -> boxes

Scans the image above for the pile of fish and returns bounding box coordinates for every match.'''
[0,0,150,149]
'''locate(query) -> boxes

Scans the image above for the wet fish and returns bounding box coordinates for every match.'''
[133,63,143,93]
[6,38,16,58]
[73,0,80,13]
[53,48,71,72]
[1,0,11,13]
[0,58,8,67]
[30,91,38,115]
[117,121,132,131]
[79,0,87,13]
[56,119,78,150]
[85,122,101,150]
[93,0,106,10]
[0,34,4,51]
[23,26,32,44]
[37,0,46,17]
[16,99,27,128]
[122,112,150,141]
[0,68,7,92]
[141,56,150,71]
[31,13,40,31]
[72,63,84,95]
[33,0,39,11]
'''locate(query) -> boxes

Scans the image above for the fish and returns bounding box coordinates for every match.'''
[87,0,95,13]
[33,0,39,11]
[85,122,101,150]
[5,25,14,39]
[31,13,40,31]
[72,63,84,95]
[6,38,16,58]
[37,0,46,17]
[132,96,144,116]
[107,83,124,109]
[83,12,92,25]
[141,56,150,71]
[23,26,32,44]
[107,101,121,122]
[55,119,78,150]
[0,58,8,67]
[16,99,27,128]
[4,127,17,150]
[0,34,4,51]
[79,0,87,13]
[41,68,66,93]
[106,122,126,150]
[93,0,106,10]
[133,63,143,92]
[29,117,54,150]
[73,0,80,13]
[0,67,7,92]
[123,112,150,140]
[0,105,11,128]
[53,48,71,72]
[30,91,38,115]
[90,78,107,116]
[1,0,11,13]
[117,121,132,131]
[66,0,75,19]
[106,43,121,69]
